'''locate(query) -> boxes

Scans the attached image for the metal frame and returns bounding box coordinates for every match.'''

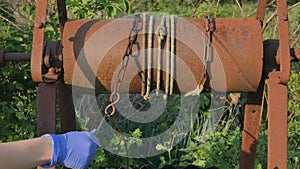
[0,0,299,168]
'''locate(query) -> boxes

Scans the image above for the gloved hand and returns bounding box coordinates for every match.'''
[41,130,100,169]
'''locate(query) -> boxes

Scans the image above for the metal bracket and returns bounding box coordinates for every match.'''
[31,0,48,82]
[276,0,290,84]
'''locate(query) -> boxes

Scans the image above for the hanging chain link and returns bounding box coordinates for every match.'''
[105,14,143,117]
[185,14,214,96]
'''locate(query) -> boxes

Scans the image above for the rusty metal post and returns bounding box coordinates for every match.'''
[276,0,290,84]
[31,0,48,82]
[58,82,76,133]
[240,81,264,169]
[256,0,267,25]
[266,73,288,169]
[58,81,76,169]
[37,82,59,169]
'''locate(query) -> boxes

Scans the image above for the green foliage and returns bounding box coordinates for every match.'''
[181,128,242,169]
[66,0,131,19]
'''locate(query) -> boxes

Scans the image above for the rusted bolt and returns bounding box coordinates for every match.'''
[34,22,44,28]
[279,12,288,21]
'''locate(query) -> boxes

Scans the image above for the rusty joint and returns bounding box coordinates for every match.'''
[43,41,63,82]
[205,17,215,32]
[263,40,297,81]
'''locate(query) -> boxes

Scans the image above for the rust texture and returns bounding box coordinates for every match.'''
[31,0,48,82]
[62,18,263,93]
[276,0,290,84]
[266,72,288,169]
[256,0,267,25]
[240,81,264,169]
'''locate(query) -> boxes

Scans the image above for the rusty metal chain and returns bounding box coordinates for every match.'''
[185,14,213,96]
[105,14,143,117]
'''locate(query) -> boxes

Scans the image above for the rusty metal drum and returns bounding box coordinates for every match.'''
[62,17,263,93]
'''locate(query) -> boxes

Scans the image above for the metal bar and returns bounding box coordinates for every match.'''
[256,0,267,26]
[240,80,264,169]
[58,82,76,133]
[4,52,31,62]
[276,0,290,84]
[31,0,48,82]
[58,82,76,169]
[0,50,5,67]
[266,73,288,169]
[37,81,58,169]
[56,0,67,38]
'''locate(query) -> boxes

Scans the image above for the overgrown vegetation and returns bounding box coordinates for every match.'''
[0,0,299,169]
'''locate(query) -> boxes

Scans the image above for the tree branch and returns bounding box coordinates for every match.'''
[262,1,300,32]
[0,14,25,33]
[192,0,203,18]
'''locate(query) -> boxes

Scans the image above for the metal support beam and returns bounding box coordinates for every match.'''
[37,81,59,169]
[240,80,264,169]
[58,82,76,133]
[31,0,48,82]
[276,0,290,84]
[256,0,267,26]
[266,73,288,169]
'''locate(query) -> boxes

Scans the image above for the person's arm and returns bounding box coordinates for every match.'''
[0,130,100,169]
[0,137,52,169]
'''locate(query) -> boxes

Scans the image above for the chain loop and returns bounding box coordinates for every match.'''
[104,14,142,117]
[105,92,120,117]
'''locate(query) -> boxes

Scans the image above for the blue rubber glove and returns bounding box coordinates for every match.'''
[41,130,100,169]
